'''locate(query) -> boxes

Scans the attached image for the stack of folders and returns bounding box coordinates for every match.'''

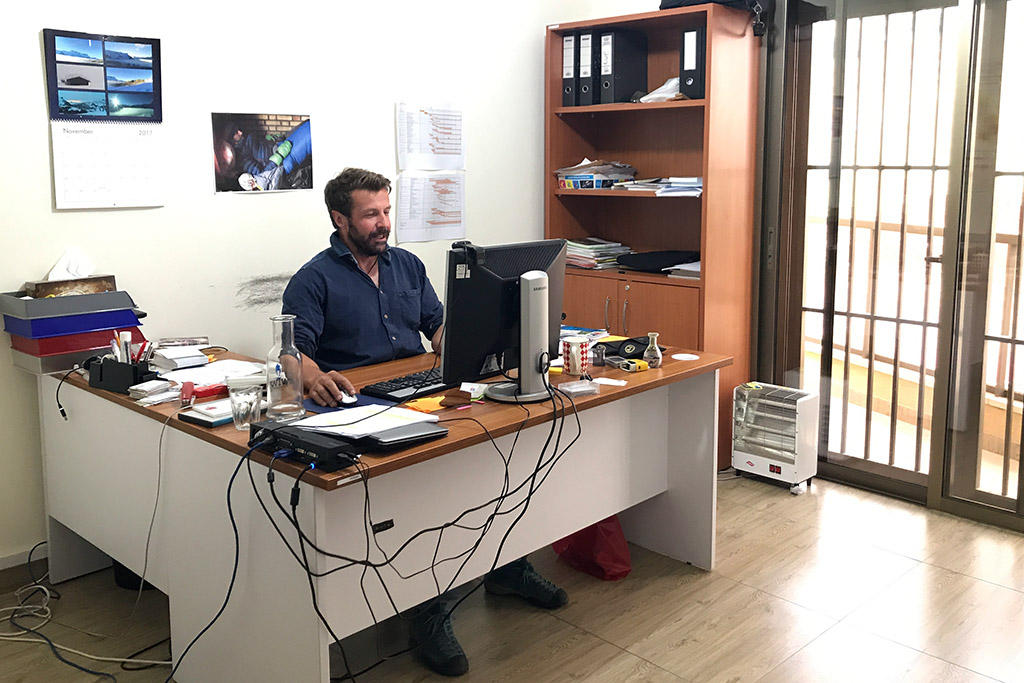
[613,177,703,197]
[566,238,633,270]
[150,345,209,371]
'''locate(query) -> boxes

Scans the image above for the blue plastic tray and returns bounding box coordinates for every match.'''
[3,309,141,339]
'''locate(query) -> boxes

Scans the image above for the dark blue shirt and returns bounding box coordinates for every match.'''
[282,233,444,371]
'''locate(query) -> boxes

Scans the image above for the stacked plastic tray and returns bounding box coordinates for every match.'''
[1,290,146,374]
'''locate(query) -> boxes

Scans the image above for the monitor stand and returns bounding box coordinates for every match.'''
[485,270,552,404]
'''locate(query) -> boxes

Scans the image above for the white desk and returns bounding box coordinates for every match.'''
[37,351,727,682]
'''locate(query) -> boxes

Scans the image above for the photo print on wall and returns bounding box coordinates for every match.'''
[211,113,313,193]
[43,29,162,122]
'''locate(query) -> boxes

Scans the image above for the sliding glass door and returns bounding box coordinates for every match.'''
[779,0,962,494]
[938,0,1024,521]
[768,0,1024,527]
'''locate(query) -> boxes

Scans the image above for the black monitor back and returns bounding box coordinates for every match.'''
[441,239,566,385]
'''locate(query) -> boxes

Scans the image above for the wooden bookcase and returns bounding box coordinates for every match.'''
[544,5,759,466]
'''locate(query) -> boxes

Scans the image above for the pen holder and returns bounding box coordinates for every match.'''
[88,358,158,394]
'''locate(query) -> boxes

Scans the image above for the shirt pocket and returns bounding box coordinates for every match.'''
[393,288,422,332]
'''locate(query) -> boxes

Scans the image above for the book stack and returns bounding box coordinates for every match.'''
[566,238,632,270]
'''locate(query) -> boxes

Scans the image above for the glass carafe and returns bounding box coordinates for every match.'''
[643,331,662,369]
[266,314,305,421]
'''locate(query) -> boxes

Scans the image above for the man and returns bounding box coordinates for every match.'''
[282,168,568,677]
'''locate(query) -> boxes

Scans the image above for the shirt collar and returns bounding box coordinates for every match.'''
[329,231,392,264]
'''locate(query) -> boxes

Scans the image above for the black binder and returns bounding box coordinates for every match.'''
[561,33,578,106]
[599,31,648,104]
[577,31,601,106]
[679,26,706,100]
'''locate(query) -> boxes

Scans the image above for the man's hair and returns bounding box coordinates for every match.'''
[324,168,391,224]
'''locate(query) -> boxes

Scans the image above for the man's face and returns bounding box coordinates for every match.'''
[334,189,391,257]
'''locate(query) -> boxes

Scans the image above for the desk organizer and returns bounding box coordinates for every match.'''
[0,290,136,319]
[3,309,142,339]
[88,358,157,394]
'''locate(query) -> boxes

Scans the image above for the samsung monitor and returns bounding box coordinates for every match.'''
[441,239,566,402]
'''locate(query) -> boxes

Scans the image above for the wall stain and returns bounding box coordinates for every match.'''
[236,274,290,309]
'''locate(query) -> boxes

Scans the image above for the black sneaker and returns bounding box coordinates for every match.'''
[484,558,568,609]
[410,603,469,677]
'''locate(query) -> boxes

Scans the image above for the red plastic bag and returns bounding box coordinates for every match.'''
[552,515,632,581]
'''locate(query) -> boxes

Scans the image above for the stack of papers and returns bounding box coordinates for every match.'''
[158,359,267,385]
[128,379,172,400]
[566,237,632,270]
[555,158,637,189]
[560,325,611,344]
[292,405,437,439]
[150,346,209,370]
[612,177,703,196]
[663,260,701,279]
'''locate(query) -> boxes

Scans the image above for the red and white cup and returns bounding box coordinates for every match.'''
[562,336,590,376]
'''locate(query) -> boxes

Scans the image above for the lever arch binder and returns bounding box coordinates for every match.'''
[561,33,578,106]
[599,30,648,104]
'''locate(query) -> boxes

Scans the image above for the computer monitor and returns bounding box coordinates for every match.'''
[441,239,566,403]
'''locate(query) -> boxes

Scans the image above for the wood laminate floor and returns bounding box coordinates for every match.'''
[3,476,1024,681]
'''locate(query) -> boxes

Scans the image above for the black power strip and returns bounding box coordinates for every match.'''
[248,420,359,472]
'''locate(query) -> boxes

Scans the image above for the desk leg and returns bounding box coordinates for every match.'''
[619,369,719,570]
[46,516,110,584]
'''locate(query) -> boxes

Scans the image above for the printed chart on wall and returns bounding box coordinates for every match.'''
[396,171,466,243]
[396,103,465,170]
[43,28,164,209]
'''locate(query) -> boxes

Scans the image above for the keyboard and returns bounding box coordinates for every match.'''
[360,367,456,402]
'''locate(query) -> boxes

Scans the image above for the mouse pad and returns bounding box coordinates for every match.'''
[302,394,396,414]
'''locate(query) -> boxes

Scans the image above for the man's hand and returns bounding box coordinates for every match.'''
[308,370,356,407]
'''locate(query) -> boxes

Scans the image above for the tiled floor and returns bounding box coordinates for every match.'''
[4,476,1024,681]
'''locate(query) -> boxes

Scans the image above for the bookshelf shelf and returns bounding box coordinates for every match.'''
[555,189,701,198]
[554,99,705,115]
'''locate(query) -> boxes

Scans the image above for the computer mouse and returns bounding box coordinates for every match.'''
[340,392,358,405]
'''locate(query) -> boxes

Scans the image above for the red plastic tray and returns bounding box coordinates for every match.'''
[9,327,146,357]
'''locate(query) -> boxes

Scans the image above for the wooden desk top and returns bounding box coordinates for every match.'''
[64,349,731,491]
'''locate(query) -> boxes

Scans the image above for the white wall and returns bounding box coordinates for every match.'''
[0,1,655,566]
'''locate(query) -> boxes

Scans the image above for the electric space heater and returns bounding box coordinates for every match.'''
[732,382,819,492]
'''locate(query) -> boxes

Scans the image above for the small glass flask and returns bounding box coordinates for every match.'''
[266,314,305,421]
[643,331,662,369]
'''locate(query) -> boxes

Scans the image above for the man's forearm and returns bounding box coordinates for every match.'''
[431,325,444,355]
[299,352,322,392]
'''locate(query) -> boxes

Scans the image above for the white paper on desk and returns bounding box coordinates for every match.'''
[136,390,180,406]
[159,360,266,385]
[396,171,466,243]
[51,120,164,209]
[293,405,437,439]
[593,377,627,387]
[396,102,465,170]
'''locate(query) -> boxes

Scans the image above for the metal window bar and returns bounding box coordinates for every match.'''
[1009,185,1024,497]
[840,17,865,457]
[1017,188,1024,507]
[888,12,919,468]
[912,8,948,472]
[864,14,891,466]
